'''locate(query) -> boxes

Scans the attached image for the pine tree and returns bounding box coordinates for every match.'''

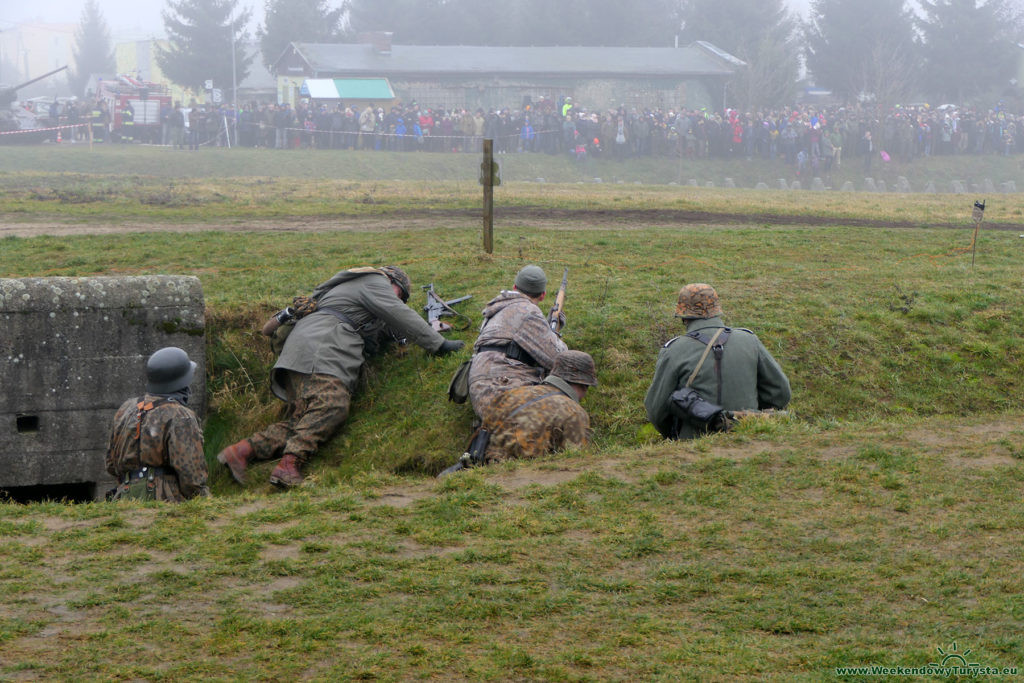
[804,0,919,104]
[69,0,116,97]
[918,0,1021,102]
[258,0,345,70]
[679,0,799,108]
[345,0,679,46]
[157,0,252,97]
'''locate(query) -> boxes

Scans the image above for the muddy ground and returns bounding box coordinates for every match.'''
[3,207,1021,238]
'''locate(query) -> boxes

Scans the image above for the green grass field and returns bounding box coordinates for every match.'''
[1,147,1022,681]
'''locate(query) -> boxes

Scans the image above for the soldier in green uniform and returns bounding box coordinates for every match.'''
[217,266,464,488]
[644,283,791,439]
[106,347,209,502]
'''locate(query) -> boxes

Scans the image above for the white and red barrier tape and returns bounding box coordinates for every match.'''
[0,123,89,137]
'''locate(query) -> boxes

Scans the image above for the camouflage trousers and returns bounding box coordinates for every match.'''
[468,353,545,419]
[249,371,351,465]
[481,384,590,464]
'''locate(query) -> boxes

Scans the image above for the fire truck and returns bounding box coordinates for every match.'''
[96,75,172,143]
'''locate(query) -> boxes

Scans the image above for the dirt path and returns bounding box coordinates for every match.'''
[3,207,1021,238]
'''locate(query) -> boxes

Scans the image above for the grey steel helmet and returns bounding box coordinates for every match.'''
[145,347,197,394]
[551,350,598,386]
[380,265,411,302]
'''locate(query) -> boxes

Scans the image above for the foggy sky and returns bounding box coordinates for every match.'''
[1,0,815,42]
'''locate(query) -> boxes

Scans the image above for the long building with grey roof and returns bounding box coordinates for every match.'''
[272,35,744,112]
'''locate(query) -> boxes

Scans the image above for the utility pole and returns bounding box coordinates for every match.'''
[0,27,8,83]
[230,18,237,147]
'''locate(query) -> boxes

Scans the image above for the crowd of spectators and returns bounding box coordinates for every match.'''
[220,97,1024,169]
[35,94,1024,173]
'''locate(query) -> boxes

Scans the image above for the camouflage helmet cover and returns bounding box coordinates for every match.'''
[551,350,598,387]
[675,283,722,319]
[380,265,411,302]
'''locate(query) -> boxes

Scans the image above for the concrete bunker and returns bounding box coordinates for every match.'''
[0,276,205,501]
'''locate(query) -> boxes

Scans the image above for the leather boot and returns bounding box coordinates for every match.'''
[216,439,254,485]
[269,453,304,488]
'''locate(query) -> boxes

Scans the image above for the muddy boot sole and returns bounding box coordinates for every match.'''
[269,467,304,488]
[269,473,303,488]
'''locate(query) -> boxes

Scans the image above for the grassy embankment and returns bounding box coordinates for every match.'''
[0,150,1022,680]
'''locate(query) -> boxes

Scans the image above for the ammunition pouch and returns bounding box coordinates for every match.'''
[447,359,472,404]
[110,466,166,502]
[670,387,731,436]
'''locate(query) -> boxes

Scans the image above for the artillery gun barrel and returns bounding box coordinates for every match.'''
[1,65,68,106]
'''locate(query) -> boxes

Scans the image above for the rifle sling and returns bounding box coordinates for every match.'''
[313,306,359,328]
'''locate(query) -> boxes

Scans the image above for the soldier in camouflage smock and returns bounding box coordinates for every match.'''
[644,283,791,440]
[469,265,568,419]
[482,351,597,464]
[106,347,209,502]
[217,266,464,488]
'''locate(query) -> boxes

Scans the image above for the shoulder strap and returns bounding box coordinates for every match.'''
[505,391,562,422]
[134,396,169,440]
[684,327,727,389]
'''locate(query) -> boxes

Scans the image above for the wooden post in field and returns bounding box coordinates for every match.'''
[482,138,494,254]
[971,199,985,269]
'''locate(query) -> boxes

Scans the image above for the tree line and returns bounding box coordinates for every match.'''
[68,0,1023,111]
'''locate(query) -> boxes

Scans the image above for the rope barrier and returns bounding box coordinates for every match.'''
[273,124,559,141]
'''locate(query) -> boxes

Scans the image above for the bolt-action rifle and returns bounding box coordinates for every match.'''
[547,267,568,333]
[724,408,789,425]
[422,283,472,332]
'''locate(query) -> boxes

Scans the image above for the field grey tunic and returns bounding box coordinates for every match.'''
[273,271,445,398]
[644,316,791,439]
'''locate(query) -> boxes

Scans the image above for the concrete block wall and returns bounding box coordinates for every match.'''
[0,276,205,498]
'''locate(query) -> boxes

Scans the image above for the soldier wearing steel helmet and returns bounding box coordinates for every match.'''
[217,266,464,488]
[481,350,597,463]
[468,264,568,419]
[443,351,596,473]
[105,347,209,502]
[644,283,791,440]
